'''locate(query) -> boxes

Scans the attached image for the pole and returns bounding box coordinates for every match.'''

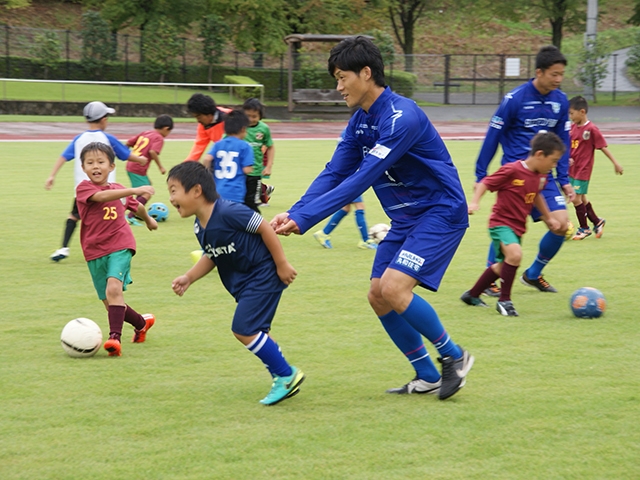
[584,0,598,100]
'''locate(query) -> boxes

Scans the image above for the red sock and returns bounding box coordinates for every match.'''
[585,202,599,224]
[108,305,126,340]
[124,304,146,330]
[470,266,500,298]
[575,203,588,229]
[499,262,518,302]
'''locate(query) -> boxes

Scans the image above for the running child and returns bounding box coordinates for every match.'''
[242,98,275,209]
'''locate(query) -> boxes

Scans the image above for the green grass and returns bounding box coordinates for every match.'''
[1,138,639,479]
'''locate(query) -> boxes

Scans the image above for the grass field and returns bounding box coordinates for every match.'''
[1,138,639,479]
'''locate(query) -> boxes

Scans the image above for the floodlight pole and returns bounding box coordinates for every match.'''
[584,0,598,100]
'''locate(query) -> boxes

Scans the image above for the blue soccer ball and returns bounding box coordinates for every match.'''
[570,287,606,318]
[147,202,169,222]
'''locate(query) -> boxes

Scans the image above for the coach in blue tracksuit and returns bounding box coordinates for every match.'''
[271,36,473,400]
[475,45,574,294]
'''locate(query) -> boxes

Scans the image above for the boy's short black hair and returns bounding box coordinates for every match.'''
[569,95,589,112]
[242,98,264,119]
[154,114,174,130]
[187,93,217,115]
[530,132,566,157]
[224,109,250,135]
[328,36,385,87]
[536,45,567,70]
[167,161,219,203]
[80,142,115,165]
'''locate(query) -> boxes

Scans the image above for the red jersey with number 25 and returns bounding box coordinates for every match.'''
[482,161,548,236]
[126,130,165,175]
[569,121,607,181]
[76,181,139,261]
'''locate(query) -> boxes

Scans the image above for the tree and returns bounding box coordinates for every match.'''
[0,0,30,8]
[527,0,585,50]
[142,17,182,82]
[576,39,610,103]
[81,11,116,78]
[629,0,640,25]
[200,14,229,84]
[625,31,640,83]
[30,31,60,79]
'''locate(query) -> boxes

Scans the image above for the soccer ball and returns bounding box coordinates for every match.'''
[60,318,103,358]
[148,202,169,222]
[368,223,390,244]
[565,221,576,241]
[570,287,606,319]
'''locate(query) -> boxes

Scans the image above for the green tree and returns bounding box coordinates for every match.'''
[629,0,640,25]
[81,11,116,79]
[625,31,640,83]
[525,0,585,50]
[30,31,61,79]
[0,0,30,8]
[576,39,610,103]
[366,28,396,67]
[142,17,182,82]
[200,14,229,84]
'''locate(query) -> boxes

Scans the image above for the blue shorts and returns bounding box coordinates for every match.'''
[371,216,466,292]
[530,179,566,221]
[232,290,283,336]
[351,195,364,204]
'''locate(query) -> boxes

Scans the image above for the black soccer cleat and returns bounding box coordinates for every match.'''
[386,376,441,395]
[460,291,488,307]
[520,271,557,293]
[438,348,474,400]
[496,300,519,317]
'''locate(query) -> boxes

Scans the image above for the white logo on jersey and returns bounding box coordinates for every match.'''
[583,130,590,140]
[369,144,391,159]
[395,250,425,272]
[215,150,240,179]
[390,103,403,134]
[204,242,237,258]
[565,120,571,131]
[548,101,561,114]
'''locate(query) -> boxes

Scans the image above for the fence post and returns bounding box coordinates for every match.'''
[235,51,239,75]
[182,38,186,83]
[389,60,393,91]
[124,34,129,82]
[279,53,284,100]
[499,54,505,100]
[444,54,451,105]
[65,30,70,79]
[612,53,617,102]
[5,25,9,78]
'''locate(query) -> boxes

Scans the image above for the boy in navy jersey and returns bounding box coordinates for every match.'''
[475,45,573,295]
[168,161,304,406]
[271,36,473,400]
[462,133,564,317]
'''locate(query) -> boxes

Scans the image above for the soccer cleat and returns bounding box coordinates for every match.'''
[50,247,69,262]
[572,227,592,240]
[127,217,143,227]
[520,271,557,293]
[104,337,122,357]
[483,282,501,297]
[438,348,474,400]
[260,366,305,405]
[460,290,488,307]
[357,239,378,250]
[265,184,275,198]
[496,300,519,317]
[313,230,332,249]
[132,314,155,343]
[594,218,606,238]
[386,376,441,395]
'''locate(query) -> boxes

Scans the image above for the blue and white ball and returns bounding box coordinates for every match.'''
[148,202,169,222]
[570,287,606,319]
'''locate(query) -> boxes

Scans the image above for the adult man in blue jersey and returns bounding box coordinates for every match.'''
[271,36,473,400]
[475,45,574,294]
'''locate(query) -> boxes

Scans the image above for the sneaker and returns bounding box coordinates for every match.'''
[572,227,592,240]
[594,218,606,238]
[386,376,441,394]
[104,337,122,357]
[483,282,501,297]
[460,290,488,307]
[357,239,378,250]
[50,247,69,262]
[127,217,143,226]
[132,314,155,343]
[260,366,305,405]
[313,230,332,249]
[496,300,519,317]
[520,271,557,293]
[265,184,275,197]
[438,348,474,400]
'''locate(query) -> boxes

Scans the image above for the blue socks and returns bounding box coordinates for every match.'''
[355,209,368,242]
[379,311,441,382]
[525,230,564,279]
[246,331,292,378]
[323,209,348,235]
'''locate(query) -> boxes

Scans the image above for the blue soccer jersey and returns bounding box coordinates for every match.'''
[195,200,286,299]
[475,79,571,185]
[209,136,255,203]
[287,87,468,233]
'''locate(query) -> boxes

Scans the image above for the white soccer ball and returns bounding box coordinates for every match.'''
[368,223,390,244]
[60,318,103,358]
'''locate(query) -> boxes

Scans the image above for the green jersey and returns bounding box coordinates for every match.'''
[244,121,273,177]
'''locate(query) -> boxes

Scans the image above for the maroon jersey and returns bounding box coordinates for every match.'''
[569,121,607,181]
[126,130,165,175]
[482,161,548,236]
[76,181,139,261]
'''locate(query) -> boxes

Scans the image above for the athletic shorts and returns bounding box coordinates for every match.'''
[351,195,364,204]
[489,226,521,263]
[70,198,80,220]
[530,179,566,221]
[371,215,466,292]
[232,290,283,336]
[569,177,589,195]
[127,171,151,188]
[87,249,133,301]
[245,175,262,212]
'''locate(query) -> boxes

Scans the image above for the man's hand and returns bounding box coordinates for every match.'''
[562,183,575,202]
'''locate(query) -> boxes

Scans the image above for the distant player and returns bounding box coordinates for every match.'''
[568,95,624,240]
[475,45,573,294]
[168,161,304,405]
[125,114,174,225]
[462,133,564,316]
[242,98,275,210]
[184,93,231,162]
[45,101,148,262]
[75,142,157,357]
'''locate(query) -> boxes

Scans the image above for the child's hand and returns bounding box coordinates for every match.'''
[569,157,574,166]
[546,217,562,232]
[139,156,149,166]
[135,186,155,196]
[146,217,158,231]
[468,202,479,215]
[172,275,191,296]
[614,163,624,175]
[160,167,167,175]
[277,262,297,285]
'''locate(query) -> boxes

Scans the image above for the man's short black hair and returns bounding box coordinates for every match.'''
[167,161,219,203]
[536,45,567,70]
[154,114,174,130]
[328,36,385,87]
[224,109,250,135]
[569,95,589,112]
[187,93,217,115]
[530,131,566,157]
[242,98,265,119]
[80,142,115,165]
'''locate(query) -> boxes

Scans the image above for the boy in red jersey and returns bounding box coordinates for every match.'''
[568,96,624,240]
[76,142,158,357]
[461,133,564,317]
[125,114,174,225]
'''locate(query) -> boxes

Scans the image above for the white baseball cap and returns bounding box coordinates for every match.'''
[83,101,116,122]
